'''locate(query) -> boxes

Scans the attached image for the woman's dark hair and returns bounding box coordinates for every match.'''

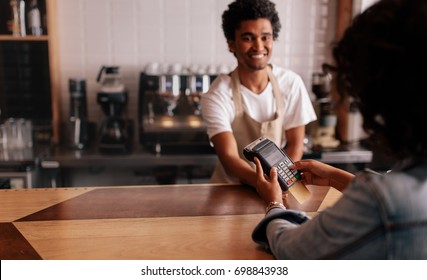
[333,0,427,159]
[222,0,281,41]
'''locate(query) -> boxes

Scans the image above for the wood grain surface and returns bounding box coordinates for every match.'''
[0,183,340,260]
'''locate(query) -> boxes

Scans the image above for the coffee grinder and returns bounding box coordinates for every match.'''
[96,66,133,154]
[68,78,91,150]
[311,67,340,149]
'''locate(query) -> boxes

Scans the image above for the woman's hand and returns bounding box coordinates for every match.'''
[291,159,354,192]
[254,157,283,204]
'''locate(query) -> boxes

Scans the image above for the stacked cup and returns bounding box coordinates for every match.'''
[0,118,33,150]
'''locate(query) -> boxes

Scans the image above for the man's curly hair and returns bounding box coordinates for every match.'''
[222,0,281,41]
[333,0,427,160]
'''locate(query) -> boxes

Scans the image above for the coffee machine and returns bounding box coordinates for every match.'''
[186,70,210,116]
[311,67,340,149]
[96,66,133,154]
[138,64,214,154]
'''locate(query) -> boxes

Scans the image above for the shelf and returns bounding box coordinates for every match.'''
[0,35,48,41]
[0,0,60,144]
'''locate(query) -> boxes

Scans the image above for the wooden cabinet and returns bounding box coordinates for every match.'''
[0,0,60,144]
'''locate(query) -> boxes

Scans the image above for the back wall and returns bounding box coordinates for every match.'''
[55,0,337,141]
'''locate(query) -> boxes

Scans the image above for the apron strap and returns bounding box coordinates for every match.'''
[231,66,282,118]
[230,69,244,117]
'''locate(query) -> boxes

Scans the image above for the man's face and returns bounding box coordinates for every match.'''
[228,18,274,72]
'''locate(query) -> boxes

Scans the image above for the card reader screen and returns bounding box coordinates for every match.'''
[262,144,283,166]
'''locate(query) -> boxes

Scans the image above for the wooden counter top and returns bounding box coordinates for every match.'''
[0,183,341,260]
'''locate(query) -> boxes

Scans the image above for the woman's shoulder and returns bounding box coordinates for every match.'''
[352,167,427,218]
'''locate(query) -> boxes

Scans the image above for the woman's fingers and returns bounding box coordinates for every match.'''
[254,157,265,181]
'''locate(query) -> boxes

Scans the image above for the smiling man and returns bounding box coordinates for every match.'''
[201,0,317,187]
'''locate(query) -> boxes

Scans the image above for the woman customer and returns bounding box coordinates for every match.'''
[252,0,427,259]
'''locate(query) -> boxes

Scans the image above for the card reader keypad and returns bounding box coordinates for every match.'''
[276,157,300,187]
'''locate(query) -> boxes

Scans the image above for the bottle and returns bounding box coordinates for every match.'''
[9,0,20,36]
[19,0,26,36]
[27,0,43,36]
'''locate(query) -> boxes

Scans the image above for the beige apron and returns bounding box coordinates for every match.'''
[211,65,285,183]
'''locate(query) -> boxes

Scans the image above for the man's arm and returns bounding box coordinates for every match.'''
[211,131,258,187]
[283,125,305,161]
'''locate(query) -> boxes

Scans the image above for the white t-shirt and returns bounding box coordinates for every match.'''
[201,64,317,146]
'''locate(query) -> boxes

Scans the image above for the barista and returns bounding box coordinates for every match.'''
[201,0,317,187]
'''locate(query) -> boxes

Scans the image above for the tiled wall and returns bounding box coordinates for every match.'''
[56,0,337,140]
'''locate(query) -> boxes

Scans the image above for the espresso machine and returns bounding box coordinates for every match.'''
[311,68,340,149]
[186,70,210,116]
[96,66,133,154]
[138,64,214,154]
